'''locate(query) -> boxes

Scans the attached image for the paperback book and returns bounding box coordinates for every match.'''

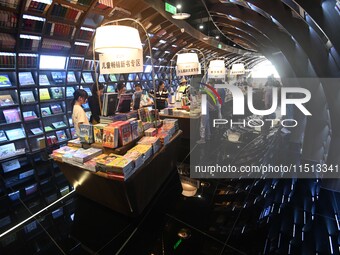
[20,91,35,104]
[0,95,14,106]
[0,143,16,160]
[5,128,25,140]
[66,87,75,98]
[93,124,107,144]
[30,127,43,135]
[41,107,52,116]
[52,121,67,129]
[67,72,77,83]
[50,87,63,99]
[83,87,92,96]
[0,74,11,87]
[51,72,65,84]
[19,72,35,86]
[50,104,63,114]
[44,126,54,132]
[39,88,51,100]
[102,126,119,148]
[82,72,93,83]
[1,159,20,173]
[3,109,21,123]
[23,111,38,121]
[56,130,67,141]
[0,130,8,142]
[79,124,93,144]
[39,74,50,85]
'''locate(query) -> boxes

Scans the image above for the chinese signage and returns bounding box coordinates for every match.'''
[99,49,143,74]
[176,62,201,76]
[208,67,226,81]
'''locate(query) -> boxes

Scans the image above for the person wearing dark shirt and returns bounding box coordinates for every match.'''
[150,80,168,109]
[116,82,126,98]
[88,83,104,124]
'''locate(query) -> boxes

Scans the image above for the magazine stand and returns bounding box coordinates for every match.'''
[57,130,182,216]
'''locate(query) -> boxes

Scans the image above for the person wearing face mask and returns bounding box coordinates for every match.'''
[72,89,89,136]
[88,83,104,124]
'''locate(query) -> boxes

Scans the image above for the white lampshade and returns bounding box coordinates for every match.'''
[231,63,245,74]
[94,25,142,53]
[209,59,225,68]
[177,52,199,64]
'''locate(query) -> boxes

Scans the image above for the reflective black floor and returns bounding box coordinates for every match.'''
[2,135,340,254]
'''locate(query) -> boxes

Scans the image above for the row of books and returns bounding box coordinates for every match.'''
[68,58,83,69]
[0,128,25,143]
[78,29,93,41]
[26,0,50,13]
[0,55,15,68]
[50,4,82,22]
[17,55,37,68]
[0,33,15,49]
[42,38,71,51]
[73,45,87,55]
[19,38,39,51]
[21,19,43,33]
[45,22,76,38]
[0,11,17,29]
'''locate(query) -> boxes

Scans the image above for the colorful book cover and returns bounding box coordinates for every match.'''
[23,111,38,121]
[5,128,25,140]
[50,104,63,114]
[52,121,67,129]
[41,107,52,116]
[51,72,65,83]
[19,72,35,86]
[3,109,21,123]
[67,72,77,83]
[30,128,43,135]
[0,74,11,87]
[0,143,16,159]
[39,74,50,85]
[83,87,92,96]
[39,88,51,100]
[70,127,77,138]
[44,126,54,132]
[0,95,14,106]
[66,87,75,98]
[102,126,118,148]
[50,87,63,99]
[82,72,93,83]
[129,120,139,140]
[1,159,20,173]
[56,130,67,141]
[79,124,93,144]
[0,130,8,142]
[93,124,107,144]
[116,121,132,146]
[20,91,35,104]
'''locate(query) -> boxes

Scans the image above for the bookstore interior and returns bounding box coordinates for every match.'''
[1,0,340,254]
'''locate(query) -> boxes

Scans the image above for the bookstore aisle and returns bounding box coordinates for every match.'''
[1,130,340,254]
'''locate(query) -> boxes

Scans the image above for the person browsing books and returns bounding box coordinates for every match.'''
[116,82,126,98]
[88,83,104,124]
[72,89,89,137]
[133,83,153,107]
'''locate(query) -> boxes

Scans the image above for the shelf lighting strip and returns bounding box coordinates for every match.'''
[0,190,75,239]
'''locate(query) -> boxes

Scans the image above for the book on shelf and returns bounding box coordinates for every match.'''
[116,94,133,113]
[20,91,35,104]
[114,121,132,146]
[99,74,105,83]
[23,111,38,121]
[82,72,94,83]
[51,72,65,84]
[42,38,71,51]
[52,121,67,129]
[50,3,82,23]
[0,143,16,159]
[45,22,74,37]
[0,130,7,142]
[1,159,20,173]
[22,18,43,33]
[101,93,118,116]
[19,169,34,179]
[19,72,35,86]
[18,54,37,68]
[30,127,43,135]
[5,128,25,140]
[0,74,11,87]
[41,106,52,116]
[39,88,51,100]
[67,72,77,83]
[0,33,16,50]
[56,130,67,141]
[0,10,18,29]
[50,87,63,99]
[0,95,14,106]
[3,108,21,123]
[44,126,54,132]
[70,127,77,138]
[79,124,93,143]
[26,0,50,13]
[66,87,75,98]
[82,102,90,109]
[0,54,15,68]
[39,74,50,85]
[50,104,63,114]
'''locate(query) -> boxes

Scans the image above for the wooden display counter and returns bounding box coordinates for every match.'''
[57,130,182,217]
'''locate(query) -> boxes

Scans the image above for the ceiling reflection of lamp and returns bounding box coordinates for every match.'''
[93,18,157,110]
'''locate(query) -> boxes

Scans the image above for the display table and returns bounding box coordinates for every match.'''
[159,114,200,140]
[57,130,182,217]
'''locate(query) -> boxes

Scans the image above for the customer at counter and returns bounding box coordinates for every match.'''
[150,80,169,110]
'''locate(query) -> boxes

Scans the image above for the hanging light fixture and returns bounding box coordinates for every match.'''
[208,59,225,82]
[176,52,201,76]
[209,59,225,68]
[177,52,199,65]
[94,25,142,53]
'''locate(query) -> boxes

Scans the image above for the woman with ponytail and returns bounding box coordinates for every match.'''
[72,89,89,136]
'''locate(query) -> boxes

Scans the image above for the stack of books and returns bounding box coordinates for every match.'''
[137,136,161,154]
